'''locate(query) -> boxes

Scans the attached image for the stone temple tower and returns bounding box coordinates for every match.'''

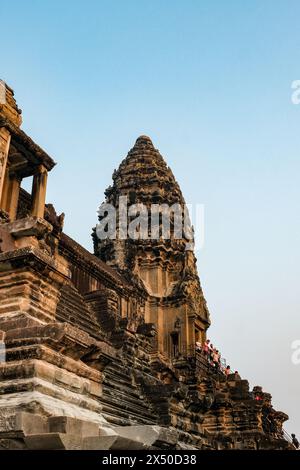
[94,135,210,363]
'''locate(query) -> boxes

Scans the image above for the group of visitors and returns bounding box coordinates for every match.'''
[195,339,299,450]
[195,338,239,378]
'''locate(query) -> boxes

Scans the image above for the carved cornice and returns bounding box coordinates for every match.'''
[0,117,55,173]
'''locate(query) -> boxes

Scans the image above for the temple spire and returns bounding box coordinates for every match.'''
[94,135,210,361]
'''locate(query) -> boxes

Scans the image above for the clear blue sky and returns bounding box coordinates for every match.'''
[1,0,300,439]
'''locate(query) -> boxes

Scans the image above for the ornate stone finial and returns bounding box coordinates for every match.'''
[0,80,22,126]
[134,135,154,146]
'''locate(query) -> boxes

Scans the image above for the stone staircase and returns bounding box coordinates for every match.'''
[101,358,158,426]
[56,284,104,340]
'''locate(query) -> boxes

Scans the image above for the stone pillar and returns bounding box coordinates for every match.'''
[1,171,21,221]
[31,165,48,218]
[0,127,11,208]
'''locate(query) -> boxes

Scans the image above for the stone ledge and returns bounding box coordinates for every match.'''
[1,217,52,239]
[0,243,70,279]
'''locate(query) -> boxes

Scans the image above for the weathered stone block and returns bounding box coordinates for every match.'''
[24,433,83,450]
[48,416,99,437]
[0,411,48,436]
[82,435,118,450]
[113,425,178,448]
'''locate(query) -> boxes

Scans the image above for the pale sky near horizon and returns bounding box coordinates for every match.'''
[1,0,300,439]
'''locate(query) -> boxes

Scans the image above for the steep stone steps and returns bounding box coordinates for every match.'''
[56,284,103,340]
[101,359,157,425]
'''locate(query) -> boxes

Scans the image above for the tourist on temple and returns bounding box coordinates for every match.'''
[291,433,299,449]
[195,340,202,352]
[212,349,219,370]
[225,365,231,377]
[203,339,210,357]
